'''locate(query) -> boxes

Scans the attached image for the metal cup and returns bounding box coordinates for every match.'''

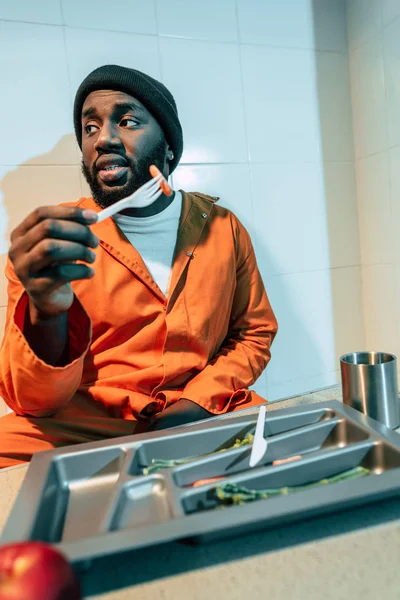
[340,352,400,429]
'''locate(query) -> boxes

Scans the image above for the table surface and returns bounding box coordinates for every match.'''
[1,385,400,600]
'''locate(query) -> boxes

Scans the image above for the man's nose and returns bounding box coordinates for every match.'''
[94,121,123,152]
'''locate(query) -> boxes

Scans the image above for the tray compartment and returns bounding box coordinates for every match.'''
[31,447,128,543]
[173,418,369,487]
[107,475,173,531]
[360,441,400,473]
[181,440,376,515]
[30,461,69,543]
[128,408,336,475]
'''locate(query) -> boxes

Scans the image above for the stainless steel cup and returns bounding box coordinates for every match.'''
[340,352,400,429]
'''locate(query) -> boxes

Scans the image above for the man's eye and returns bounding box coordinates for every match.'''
[120,118,138,128]
[84,124,98,135]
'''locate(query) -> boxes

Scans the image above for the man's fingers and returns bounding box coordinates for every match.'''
[10,206,98,242]
[23,239,96,274]
[29,264,95,293]
[7,206,99,317]
[9,218,99,264]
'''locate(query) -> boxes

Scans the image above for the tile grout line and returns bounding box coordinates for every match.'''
[264,264,366,279]
[233,2,266,396]
[234,0,251,166]
[59,0,83,189]
[0,160,361,168]
[0,18,350,56]
[153,0,174,189]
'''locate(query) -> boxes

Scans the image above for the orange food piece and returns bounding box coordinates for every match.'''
[272,455,302,466]
[149,165,173,196]
[191,476,224,488]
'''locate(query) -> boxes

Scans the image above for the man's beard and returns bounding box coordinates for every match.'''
[81,138,168,209]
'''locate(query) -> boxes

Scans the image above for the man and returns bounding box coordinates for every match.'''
[0,65,277,468]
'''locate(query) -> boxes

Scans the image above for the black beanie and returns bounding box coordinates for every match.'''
[73,64,183,172]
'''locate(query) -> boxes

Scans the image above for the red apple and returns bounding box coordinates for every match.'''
[0,541,81,600]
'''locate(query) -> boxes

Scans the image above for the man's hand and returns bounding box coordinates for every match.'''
[8,206,99,366]
[9,206,99,321]
[149,398,212,431]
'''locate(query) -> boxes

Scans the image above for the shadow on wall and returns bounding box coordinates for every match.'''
[1,134,82,252]
[0,135,82,414]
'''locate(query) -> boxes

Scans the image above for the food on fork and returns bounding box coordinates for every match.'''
[149,164,173,196]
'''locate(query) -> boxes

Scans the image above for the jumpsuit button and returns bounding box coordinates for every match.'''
[201,212,207,219]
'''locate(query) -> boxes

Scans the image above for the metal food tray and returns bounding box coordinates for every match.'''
[2,400,400,563]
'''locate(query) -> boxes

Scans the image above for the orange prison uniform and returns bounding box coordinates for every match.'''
[0,191,278,468]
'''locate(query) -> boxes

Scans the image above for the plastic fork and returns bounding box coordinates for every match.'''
[249,404,268,468]
[95,166,172,223]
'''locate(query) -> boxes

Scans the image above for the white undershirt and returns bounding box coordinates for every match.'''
[112,191,182,296]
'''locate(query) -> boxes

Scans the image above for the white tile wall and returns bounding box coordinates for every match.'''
[388,146,400,262]
[382,0,400,26]
[173,164,254,232]
[355,152,393,265]
[324,161,360,269]
[62,0,157,34]
[156,0,238,42]
[362,263,399,355]
[330,266,365,357]
[241,44,321,162]
[394,265,400,350]
[269,371,340,403]
[347,0,382,49]
[383,17,400,148]
[250,372,269,400]
[250,162,330,277]
[65,28,162,99]
[0,0,362,412]
[0,0,62,24]
[312,0,348,52]
[237,0,348,53]
[0,21,76,166]
[266,270,337,395]
[159,38,247,163]
[316,51,354,161]
[349,34,387,159]
[237,0,315,49]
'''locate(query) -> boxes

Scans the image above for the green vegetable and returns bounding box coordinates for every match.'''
[214,466,371,506]
[143,433,255,475]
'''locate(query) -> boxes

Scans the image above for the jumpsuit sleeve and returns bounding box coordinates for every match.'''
[0,258,91,417]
